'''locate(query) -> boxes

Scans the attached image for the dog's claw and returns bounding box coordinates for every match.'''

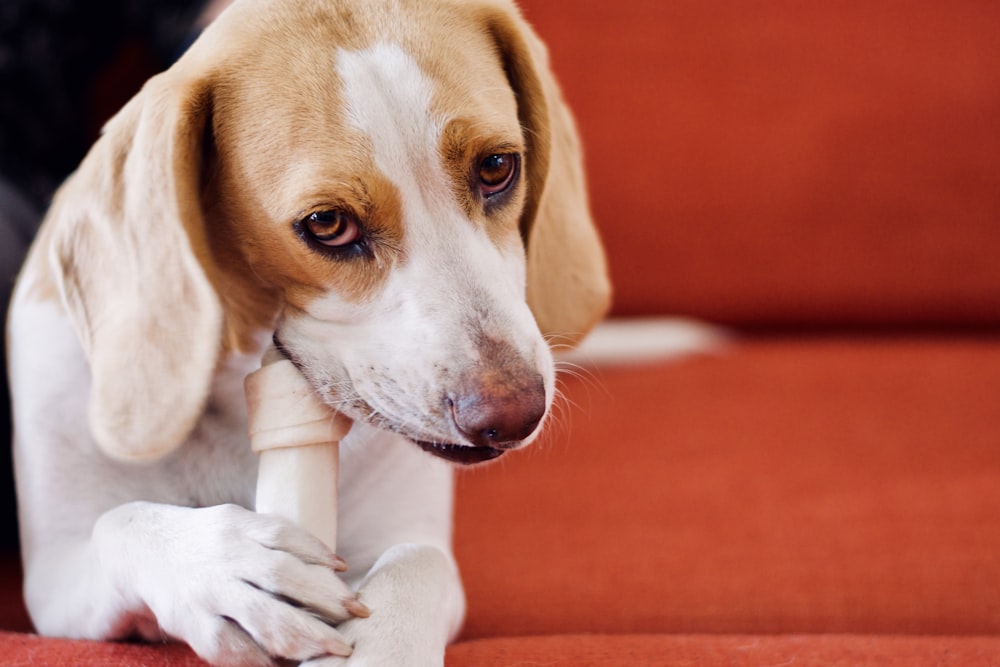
[318,639,354,664]
[329,554,349,572]
[342,594,372,618]
[325,637,354,657]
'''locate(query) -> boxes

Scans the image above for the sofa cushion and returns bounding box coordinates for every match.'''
[454,336,1000,637]
[3,631,998,666]
[0,631,206,666]
[518,0,1000,326]
[445,634,1000,666]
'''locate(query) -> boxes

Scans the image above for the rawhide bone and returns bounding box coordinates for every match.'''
[244,345,352,551]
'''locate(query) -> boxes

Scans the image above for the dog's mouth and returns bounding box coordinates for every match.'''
[415,440,507,465]
[271,338,511,466]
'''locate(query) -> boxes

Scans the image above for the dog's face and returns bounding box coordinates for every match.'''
[45,0,610,462]
[200,12,551,463]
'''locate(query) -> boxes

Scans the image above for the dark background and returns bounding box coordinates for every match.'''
[1,0,206,550]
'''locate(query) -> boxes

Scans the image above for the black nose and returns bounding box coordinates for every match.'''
[449,375,547,449]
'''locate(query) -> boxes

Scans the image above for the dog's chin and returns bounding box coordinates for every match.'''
[414,440,507,465]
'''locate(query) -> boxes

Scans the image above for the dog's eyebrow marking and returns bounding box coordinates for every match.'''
[336,42,449,220]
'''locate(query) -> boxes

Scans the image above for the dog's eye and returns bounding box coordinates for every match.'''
[478,153,519,198]
[303,210,362,247]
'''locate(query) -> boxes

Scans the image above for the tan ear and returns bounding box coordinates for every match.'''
[49,70,223,462]
[488,7,612,349]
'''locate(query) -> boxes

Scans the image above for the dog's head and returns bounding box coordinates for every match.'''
[47,0,610,463]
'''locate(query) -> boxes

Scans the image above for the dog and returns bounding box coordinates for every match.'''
[6,0,610,664]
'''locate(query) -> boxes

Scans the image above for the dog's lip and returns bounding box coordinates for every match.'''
[271,337,506,465]
[415,440,507,465]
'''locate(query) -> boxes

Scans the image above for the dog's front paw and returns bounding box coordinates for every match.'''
[95,502,368,666]
[294,544,461,667]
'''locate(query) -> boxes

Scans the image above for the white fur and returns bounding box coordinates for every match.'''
[8,40,548,666]
[281,43,553,447]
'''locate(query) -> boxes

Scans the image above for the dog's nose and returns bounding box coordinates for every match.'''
[449,375,546,449]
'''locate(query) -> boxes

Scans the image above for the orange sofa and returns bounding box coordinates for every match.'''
[4,1,1000,664]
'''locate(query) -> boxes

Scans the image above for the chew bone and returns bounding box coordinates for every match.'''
[245,346,352,551]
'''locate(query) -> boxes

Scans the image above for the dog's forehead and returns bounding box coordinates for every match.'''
[209,7,522,218]
[198,2,528,308]
[333,40,522,199]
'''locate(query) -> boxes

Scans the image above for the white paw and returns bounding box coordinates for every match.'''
[298,544,460,667]
[94,502,369,666]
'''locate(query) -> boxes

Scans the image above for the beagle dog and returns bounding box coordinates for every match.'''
[7,0,609,665]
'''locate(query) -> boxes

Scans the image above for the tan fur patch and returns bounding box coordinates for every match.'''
[194,0,531,332]
[194,13,412,337]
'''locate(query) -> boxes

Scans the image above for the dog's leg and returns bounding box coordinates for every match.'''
[314,428,466,667]
[24,502,362,664]
[9,297,365,666]
[314,543,464,667]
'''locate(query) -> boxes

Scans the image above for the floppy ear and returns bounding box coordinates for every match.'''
[488,7,612,348]
[48,70,223,462]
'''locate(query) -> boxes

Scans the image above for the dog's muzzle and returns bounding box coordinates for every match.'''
[417,366,547,465]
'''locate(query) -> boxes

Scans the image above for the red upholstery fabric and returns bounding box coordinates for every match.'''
[445,635,1000,667]
[517,0,1000,326]
[454,338,1000,639]
[0,632,208,667]
[4,632,1000,666]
